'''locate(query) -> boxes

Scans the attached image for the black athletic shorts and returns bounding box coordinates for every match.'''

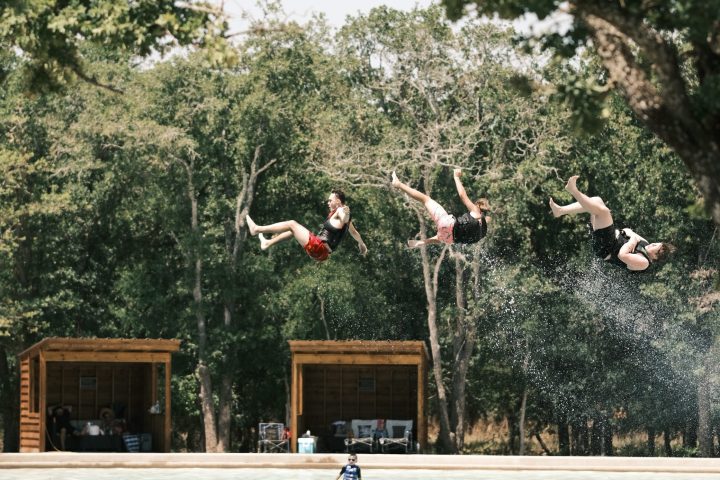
[591,224,617,259]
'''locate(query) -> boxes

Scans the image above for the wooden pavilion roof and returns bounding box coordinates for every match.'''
[18,337,181,359]
[288,340,428,358]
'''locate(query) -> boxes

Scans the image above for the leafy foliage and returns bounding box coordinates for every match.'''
[0,4,718,456]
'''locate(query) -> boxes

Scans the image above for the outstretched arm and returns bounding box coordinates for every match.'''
[618,234,650,271]
[348,222,368,256]
[453,169,481,216]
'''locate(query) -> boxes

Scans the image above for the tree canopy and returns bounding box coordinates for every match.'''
[0,0,233,93]
[442,0,720,227]
[1,3,719,457]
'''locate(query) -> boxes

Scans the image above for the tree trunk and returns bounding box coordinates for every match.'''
[518,386,528,455]
[581,419,590,455]
[195,251,218,452]
[418,215,454,453]
[571,419,589,455]
[588,414,612,456]
[215,146,273,452]
[647,426,656,456]
[698,358,713,457]
[186,170,218,453]
[534,430,552,455]
[217,299,234,452]
[217,361,233,452]
[590,416,602,455]
[450,250,480,453]
[664,429,673,457]
[197,360,218,452]
[517,350,530,456]
[0,346,19,452]
[603,419,613,456]
[684,417,698,449]
[318,292,333,340]
[507,413,519,454]
[558,419,570,455]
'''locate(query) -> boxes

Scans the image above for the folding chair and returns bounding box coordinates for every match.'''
[258,422,289,453]
[344,419,379,453]
[379,420,413,453]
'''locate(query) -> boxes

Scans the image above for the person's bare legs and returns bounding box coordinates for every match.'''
[561,175,613,229]
[549,198,586,217]
[392,171,431,207]
[259,232,293,250]
[408,236,442,249]
[392,171,447,218]
[246,215,311,248]
[392,171,431,203]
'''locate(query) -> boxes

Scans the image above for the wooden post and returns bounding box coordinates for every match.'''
[164,358,171,452]
[128,367,132,423]
[94,364,98,415]
[290,356,298,453]
[417,357,426,452]
[339,367,343,421]
[151,362,158,404]
[322,367,327,427]
[39,352,46,452]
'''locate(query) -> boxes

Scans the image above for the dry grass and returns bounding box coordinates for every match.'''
[426,419,691,456]
[426,418,557,454]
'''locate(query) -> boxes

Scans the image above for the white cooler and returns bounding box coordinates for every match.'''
[297,437,316,453]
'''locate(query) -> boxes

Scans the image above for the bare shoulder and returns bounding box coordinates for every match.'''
[469,207,483,218]
[338,205,351,222]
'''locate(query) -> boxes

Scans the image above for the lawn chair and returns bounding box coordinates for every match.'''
[379,419,413,453]
[258,422,289,453]
[344,419,379,453]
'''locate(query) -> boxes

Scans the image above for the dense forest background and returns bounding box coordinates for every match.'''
[1,2,719,456]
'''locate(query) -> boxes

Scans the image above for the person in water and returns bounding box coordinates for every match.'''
[549,175,674,271]
[391,168,490,248]
[246,188,367,262]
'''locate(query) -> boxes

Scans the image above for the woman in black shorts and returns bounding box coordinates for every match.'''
[549,175,674,271]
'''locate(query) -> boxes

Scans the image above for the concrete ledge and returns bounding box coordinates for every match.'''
[1,453,720,473]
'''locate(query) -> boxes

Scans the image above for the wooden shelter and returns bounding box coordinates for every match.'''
[18,337,180,453]
[288,340,428,453]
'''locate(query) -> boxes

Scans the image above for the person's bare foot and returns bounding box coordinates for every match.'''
[391,171,401,187]
[259,234,270,250]
[407,239,420,248]
[549,197,563,217]
[246,215,258,235]
[565,175,579,194]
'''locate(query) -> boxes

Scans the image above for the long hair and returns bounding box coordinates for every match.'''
[475,198,490,212]
[654,243,677,264]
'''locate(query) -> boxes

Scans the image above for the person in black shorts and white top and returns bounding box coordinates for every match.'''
[336,453,361,480]
[549,175,674,271]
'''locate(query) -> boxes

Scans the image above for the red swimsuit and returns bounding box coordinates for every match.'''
[304,233,331,262]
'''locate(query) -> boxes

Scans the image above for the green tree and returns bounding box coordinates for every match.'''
[318,5,573,453]
[442,0,720,228]
[0,0,233,93]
